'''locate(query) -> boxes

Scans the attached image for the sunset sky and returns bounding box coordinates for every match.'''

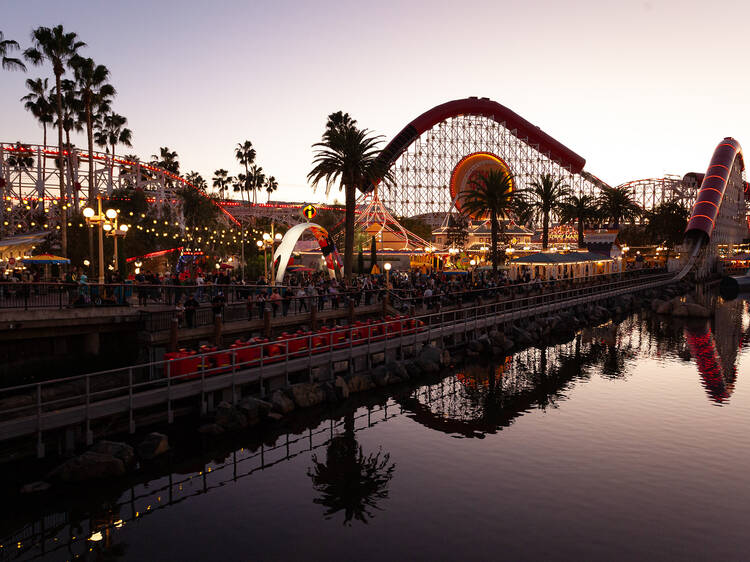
[3,0,750,204]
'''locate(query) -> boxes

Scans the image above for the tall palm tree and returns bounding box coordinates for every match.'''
[234,140,256,203]
[0,31,25,71]
[248,164,265,203]
[94,112,133,161]
[525,173,571,250]
[20,78,53,146]
[186,171,207,192]
[265,175,278,202]
[24,25,86,255]
[212,169,230,199]
[597,186,641,229]
[461,169,515,272]
[55,79,83,206]
[71,56,114,202]
[308,114,392,279]
[558,194,599,248]
[232,173,247,199]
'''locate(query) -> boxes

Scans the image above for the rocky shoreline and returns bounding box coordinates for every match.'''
[19,279,697,492]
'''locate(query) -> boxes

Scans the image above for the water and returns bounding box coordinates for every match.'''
[3,292,749,561]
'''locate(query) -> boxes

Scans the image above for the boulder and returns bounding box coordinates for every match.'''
[215,401,248,430]
[137,432,169,460]
[334,376,350,399]
[267,412,284,421]
[419,345,444,366]
[372,367,391,387]
[415,357,440,374]
[198,423,225,435]
[347,374,375,393]
[320,382,339,404]
[672,304,689,317]
[387,362,409,383]
[405,361,421,379]
[684,303,711,318]
[48,451,126,482]
[270,390,295,414]
[20,481,51,494]
[238,397,271,426]
[489,329,505,348]
[290,383,326,408]
[656,300,672,315]
[90,441,135,468]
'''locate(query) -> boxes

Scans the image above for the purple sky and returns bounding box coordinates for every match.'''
[3,0,750,204]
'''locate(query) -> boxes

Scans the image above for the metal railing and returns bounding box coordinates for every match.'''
[0,269,675,445]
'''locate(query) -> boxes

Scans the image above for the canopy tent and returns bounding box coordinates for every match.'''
[0,232,50,260]
[508,251,617,281]
[20,254,70,265]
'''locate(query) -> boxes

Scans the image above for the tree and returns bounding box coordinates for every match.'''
[445,214,469,249]
[94,112,133,163]
[558,194,599,248]
[357,246,364,274]
[308,114,392,280]
[150,146,179,175]
[461,169,515,272]
[24,25,87,256]
[0,31,25,71]
[234,140,256,203]
[512,196,534,229]
[597,185,641,229]
[6,143,34,192]
[21,78,53,147]
[185,171,208,192]
[247,164,265,203]
[212,169,231,199]
[644,201,689,257]
[265,175,278,202]
[524,173,570,250]
[71,56,114,202]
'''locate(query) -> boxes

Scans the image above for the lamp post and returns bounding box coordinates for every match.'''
[384,262,391,287]
[470,259,476,284]
[103,209,128,272]
[83,196,107,285]
[257,239,266,280]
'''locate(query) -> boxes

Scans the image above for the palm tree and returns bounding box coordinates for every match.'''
[597,186,641,229]
[24,25,86,255]
[21,78,53,146]
[186,171,208,192]
[644,201,689,259]
[525,173,571,250]
[0,31,25,71]
[7,143,34,193]
[55,79,83,206]
[308,114,392,279]
[247,164,265,203]
[212,169,230,199]
[234,140,256,203]
[150,146,179,175]
[232,173,247,199]
[559,194,599,248]
[94,112,133,161]
[71,56,114,202]
[265,175,278,202]
[461,169,515,272]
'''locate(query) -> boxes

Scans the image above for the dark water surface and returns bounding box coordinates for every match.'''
[3,293,749,561]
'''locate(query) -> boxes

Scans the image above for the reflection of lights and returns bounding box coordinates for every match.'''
[83,259,90,266]
[89,531,103,542]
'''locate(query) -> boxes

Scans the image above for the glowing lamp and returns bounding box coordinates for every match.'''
[256,240,263,247]
[262,233,271,241]
[470,259,476,266]
[105,209,117,219]
[119,224,129,232]
[384,262,391,271]
[103,224,112,232]
[83,207,95,218]
[275,233,282,241]
[83,259,90,266]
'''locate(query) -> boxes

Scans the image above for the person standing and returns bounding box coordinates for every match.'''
[184,294,199,328]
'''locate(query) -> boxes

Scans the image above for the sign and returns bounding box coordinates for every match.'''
[301,204,317,220]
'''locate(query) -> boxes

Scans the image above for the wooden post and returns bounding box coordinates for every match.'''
[348,299,355,325]
[310,304,318,331]
[214,313,222,346]
[382,291,389,317]
[169,317,178,352]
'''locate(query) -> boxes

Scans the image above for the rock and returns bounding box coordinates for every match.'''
[215,401,248,430]
[137,432,169,460]
[672,304,689,317]
[290,383,326,408]
[320,382,339,403]
[90,441,135,468]
[348,374,375,393]
[419,345,444,366]
[656,300,672,315]
[489,330,505,348]
[440,349,451,366]
[20,481,51,494]
[270,390,295,414]
[416,357,440,374]
[503,339,515,352]
[387,362,409,382]
[334,376,350,399]
[48,451,126,482]
[198,423,225,435]
[372,368,391,387]
[405,361,421,379]
[684,303,711,318]
[238,397,271,426]
[267,412,284,421]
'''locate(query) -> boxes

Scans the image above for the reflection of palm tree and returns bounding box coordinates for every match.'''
[307,413,395,525]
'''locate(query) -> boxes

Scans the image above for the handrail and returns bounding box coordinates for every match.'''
[0,270,674,399]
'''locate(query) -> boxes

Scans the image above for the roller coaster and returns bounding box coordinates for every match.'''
[2,96,748,277]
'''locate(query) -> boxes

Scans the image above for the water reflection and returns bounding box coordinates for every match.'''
[307,413,396,525]
[2,292,749,559]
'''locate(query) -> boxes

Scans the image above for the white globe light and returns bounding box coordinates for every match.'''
[105,209,117,219]
[256,240,263,247]
[103,223,112,231]
[470,259,476,266]
[119,224,129,232]
[215,263,220,269]
[83,207,95,218]
[83,259,90,266]
[384,262,392,271]
[275,233,282,240]
[262,233,271,241]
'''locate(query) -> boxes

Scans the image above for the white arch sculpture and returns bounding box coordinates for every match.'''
[273,222,343,284]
